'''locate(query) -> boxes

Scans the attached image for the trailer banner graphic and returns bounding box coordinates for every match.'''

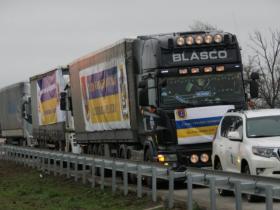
[37,70,65,125]
[79,58,130,131]
[175,105,234,145]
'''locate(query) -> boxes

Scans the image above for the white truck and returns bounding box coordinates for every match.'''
[0,82,32,145]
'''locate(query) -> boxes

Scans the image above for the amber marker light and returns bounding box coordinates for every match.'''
[157,154,165,162]
[216,65,225,72]
[204,66,213,73]
[179,69,188,74]
[191,67,200,74]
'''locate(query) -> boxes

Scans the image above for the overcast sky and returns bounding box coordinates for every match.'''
[0,0,279,88]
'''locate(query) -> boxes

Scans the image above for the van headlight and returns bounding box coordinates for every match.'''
[252,147,276,158]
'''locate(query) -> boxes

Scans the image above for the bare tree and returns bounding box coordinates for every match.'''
[189,20,219,31]
[249,30,280,108]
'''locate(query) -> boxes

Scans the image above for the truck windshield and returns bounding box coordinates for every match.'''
[247,116,280,138]
[159,72,244,107]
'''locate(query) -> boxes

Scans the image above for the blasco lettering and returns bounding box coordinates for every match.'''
[172,50,228,62]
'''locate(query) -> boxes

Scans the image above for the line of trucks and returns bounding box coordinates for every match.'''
[0,30,259,170]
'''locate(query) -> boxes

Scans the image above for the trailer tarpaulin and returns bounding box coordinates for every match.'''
[79,57,130,131]
[37,69,65,125]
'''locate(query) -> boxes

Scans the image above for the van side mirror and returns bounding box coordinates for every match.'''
[228,131,242,141]
[60,92,67,111]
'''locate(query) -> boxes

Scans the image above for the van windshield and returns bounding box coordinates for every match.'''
[247,115,280,138]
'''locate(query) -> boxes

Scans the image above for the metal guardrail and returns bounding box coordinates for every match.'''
[0,145,279,210]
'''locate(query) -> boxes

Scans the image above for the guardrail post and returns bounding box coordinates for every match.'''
[152,167,157,202]
[209,177,216,210]
[36,152,39,169]
[25,151,28,167]
[22,151,25,167]
[234,181,242,210]
[29,152,32,167]
[123,162,128,196]
[187,173,193,210]
[168,170,174,209]
[265,185,273,210]
[137,164,142,198]
[101,160,105,190]
[60,155,63,176]
[82,158,86,184]
[54,155,58,176]
[91,159,96,188]
[47,155,51,174]
[75,157,78,182]
[112,160,116,194]
[32,152,35,168]
[67,157,70,178]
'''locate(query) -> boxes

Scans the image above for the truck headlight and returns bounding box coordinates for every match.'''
[204,35,213,44]
[214,34,223,43]
[252,147,276,158]
[195,35,204,44]
[176,36,185,46]
[190,154,199,163]
[200,153,209,163]
[185,36,194,45]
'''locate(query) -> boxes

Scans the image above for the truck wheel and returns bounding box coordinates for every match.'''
[243,165,262,202]
[216,161,233,196]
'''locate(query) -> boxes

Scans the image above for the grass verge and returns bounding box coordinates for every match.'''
[0,160,164,210]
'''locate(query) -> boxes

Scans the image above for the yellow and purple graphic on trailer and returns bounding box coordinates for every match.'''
[37,70,65,125]
[79,59,130,131]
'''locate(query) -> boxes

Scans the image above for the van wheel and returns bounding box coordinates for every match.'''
[216,161,233,196]
[243,165,262,202]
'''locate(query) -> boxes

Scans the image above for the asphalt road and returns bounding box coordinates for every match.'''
[165,187,280,210]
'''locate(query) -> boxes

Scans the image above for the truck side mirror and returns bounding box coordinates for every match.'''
[158,79,167,87]
[250,80,259,98]
[60,92,67,111]
[139,89,149,106]
[138,80,147,89]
